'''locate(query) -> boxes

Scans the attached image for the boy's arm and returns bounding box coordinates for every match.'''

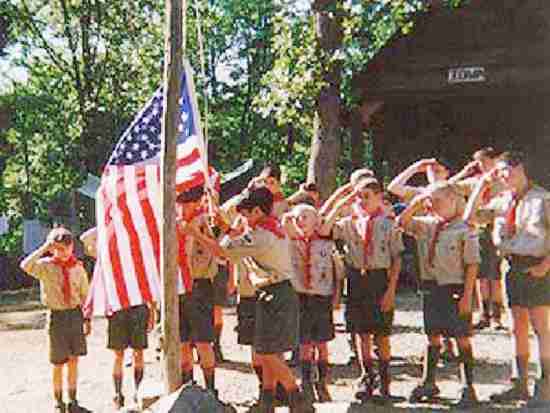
[396,192,430,236]
[319,183,353,217]
[459,263,478,316]
[388,159,435,200]
[20,239,55,279]
[463,169,498,226]
[319,192,357,237]
[380,256,402,312]
[281,212,301,240]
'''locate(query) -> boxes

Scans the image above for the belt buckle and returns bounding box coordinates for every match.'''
[361,269,367,276]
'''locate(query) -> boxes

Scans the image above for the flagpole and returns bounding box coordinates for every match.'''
[160,0,184,393]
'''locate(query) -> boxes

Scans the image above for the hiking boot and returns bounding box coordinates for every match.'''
[113,393,125,410]
[490,380,529,403]
[288,390,314,413]
[455,385,480,409]
[527,379,550,408]
[315,381,332,402]
[355,373,378,402]
[409,382,441,403]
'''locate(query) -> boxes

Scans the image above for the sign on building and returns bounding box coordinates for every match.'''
[448,67,486,84]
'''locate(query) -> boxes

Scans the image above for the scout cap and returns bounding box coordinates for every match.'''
[350,168,375,187]
[47,227,74,244]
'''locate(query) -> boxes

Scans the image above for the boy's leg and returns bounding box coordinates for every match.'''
[133,350,144,392]
[375,334,391,397]
[196,342,216,392]
[53,363,64,409]
[300,344,315,402]
[456,337,479,406]
[180,342,194,384]
[113,350,125,407]
[256,354,275,412]
[529,306,550,402]
[213,306,225,363]
[355,334,376,401]
[315,343,332,402]
[67,357,78,404]
[491,279,505,328]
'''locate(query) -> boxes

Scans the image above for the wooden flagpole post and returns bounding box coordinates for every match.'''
[160,0,185,393]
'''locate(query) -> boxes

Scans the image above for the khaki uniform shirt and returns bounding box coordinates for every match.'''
[333,215,404,270]
[290,238,343,296]
[186,214,218,280]
[220,227,294,288]
[407,217,481,285]
[481,186,550,257]
[273,199,290,219]
[25,257,89,311]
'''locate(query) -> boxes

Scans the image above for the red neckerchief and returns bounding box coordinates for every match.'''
[254,215,286,239]
[505,184,533,237]
[428,215,459,267]
[52,255,81,306]
[177,208,205,293]
[294,231,322,290]
[355,206,385,268]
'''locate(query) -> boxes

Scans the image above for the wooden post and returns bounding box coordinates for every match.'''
[160,0,185,393]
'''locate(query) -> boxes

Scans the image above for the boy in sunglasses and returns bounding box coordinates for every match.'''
[399,182,480,407]
[21,227,90,413]
[465,151,550,408]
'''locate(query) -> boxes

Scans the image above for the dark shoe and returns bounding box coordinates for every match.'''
[315,381,332,402]
[490,381,529,403]
[455,385,479,408]
[274,383,289,406]
[113,393,125,410]
[355,374,378,402]
[54,403,66,413]
[474,319,491,330]
[527,379,550,409]
[409,383,441,402]
[288,390,314,413]
[214,341,225,363]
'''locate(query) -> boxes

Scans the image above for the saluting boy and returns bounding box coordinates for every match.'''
[399,182,480,407]
[323,176,403,402]
[465,151,550,408]
[21,227,90,413]
[284,204,343,403]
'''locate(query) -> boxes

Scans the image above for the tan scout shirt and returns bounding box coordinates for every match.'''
[290,238,342,296]
[333,215,404,270]
[220,227,294,288]
[273,199,290,219]
[483,186,550,257]
[407,217,481,285]
[187,214,218,280]
[25,257,89,311]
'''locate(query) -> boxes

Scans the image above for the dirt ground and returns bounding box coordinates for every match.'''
[0,291,541,413]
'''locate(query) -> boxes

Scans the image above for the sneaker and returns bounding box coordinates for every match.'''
[314,381,332,402]
[355,374,378,402]
[455,385,479,408]
[113,393,125,410]
[54,403,66,413]
[490,381,529,403]
[409,382,441,402]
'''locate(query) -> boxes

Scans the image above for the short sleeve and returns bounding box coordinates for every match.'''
[332,219,347,241]
[463,229,481,265]
[405,217,430,239]
[220,231,270,261]
[389,224,405,259]
[79,267,90,303]
[332,251,346,281]
[24,258,50,281]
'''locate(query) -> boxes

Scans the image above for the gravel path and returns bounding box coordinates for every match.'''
[0,292,538,412]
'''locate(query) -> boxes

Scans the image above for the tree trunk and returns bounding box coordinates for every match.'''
[307,0,343,201]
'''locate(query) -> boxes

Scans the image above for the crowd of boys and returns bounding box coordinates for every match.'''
[20,148,550,412]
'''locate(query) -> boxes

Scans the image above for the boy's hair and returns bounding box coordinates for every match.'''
[260,163,281,181]
[236,187,274,216]
[47,226,73,243]
[473,146,501,161]
[176,186,204,204]
[292,203,318,219]
[427,181,466,212]
[356,177,382,194]
[350,168,374,187]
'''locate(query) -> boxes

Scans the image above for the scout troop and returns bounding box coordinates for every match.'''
[19,149,550,411]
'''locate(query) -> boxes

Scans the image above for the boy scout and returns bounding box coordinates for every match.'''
[284,204,343,403]
[399,182,480,407]
[181,187,311,412]
[465,151,550,408]
[324,177,403,402]
[454,147,506,330]
[175,186,218,394]
[79,227,154,410]
[21,227,90,413]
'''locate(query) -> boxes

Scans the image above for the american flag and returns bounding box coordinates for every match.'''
[86,65,218,316]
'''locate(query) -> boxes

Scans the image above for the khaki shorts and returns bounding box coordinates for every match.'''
[107,304,149,351]
[48,308,87,365]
